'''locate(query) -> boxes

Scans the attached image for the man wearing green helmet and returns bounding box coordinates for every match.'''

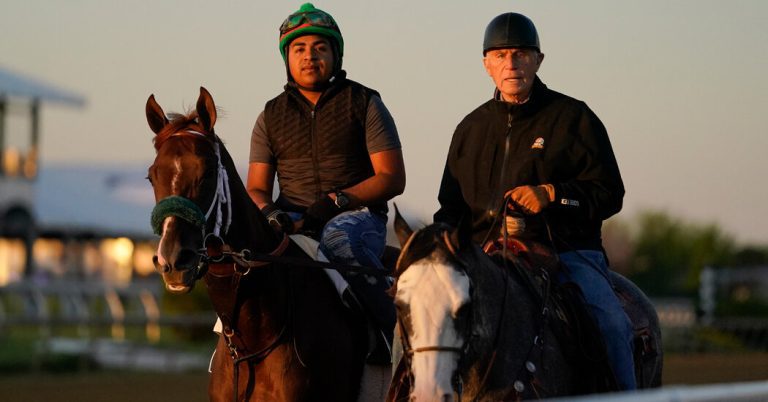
[434,12,636,390]
[246,3,405,365]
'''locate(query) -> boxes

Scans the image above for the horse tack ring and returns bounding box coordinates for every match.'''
[525,361,536,373]
[513,380,525,392]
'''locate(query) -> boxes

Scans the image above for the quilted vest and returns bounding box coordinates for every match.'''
[263,78,385,213]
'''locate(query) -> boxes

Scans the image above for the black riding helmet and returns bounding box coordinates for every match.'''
[483,12,540,55]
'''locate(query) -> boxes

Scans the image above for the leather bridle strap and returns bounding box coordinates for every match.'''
[231,325,287,402]
[406,346,464,355]
[229,247,391,277]
[225,234,291,269]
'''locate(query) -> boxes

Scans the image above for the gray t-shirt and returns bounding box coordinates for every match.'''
[249,94,401,164]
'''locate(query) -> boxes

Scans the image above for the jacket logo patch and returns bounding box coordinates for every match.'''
[560,198,580,207]
[531,137,545,149]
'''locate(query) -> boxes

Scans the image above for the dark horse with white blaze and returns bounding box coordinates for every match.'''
[388,213,662,401]
[146,87,368,401]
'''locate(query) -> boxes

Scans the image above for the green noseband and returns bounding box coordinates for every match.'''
[151,196,206,235]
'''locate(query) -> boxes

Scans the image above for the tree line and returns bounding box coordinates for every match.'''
[604,210,768,312]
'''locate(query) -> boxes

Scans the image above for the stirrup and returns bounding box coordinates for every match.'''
[341,288,363,311]
[366,328,392,365]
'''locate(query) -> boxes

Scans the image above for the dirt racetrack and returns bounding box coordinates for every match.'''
[0,353,766,402]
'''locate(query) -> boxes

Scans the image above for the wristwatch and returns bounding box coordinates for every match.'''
[334,191,350,209]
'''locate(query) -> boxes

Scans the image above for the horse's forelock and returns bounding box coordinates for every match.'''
[395,223,459,277]
[391,223,465,301]
[153,110,214,150]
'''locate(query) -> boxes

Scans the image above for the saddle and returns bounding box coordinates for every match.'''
[484,237,657,394]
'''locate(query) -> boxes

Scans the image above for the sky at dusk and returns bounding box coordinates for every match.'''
[2,0,767,243]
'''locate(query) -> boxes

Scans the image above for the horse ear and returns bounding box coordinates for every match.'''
[146,94,169,134]
[196,86,217,132]
[393,204,413,247]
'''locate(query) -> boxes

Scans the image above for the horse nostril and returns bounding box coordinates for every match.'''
[175,248,199,269]
[152,255,170,273]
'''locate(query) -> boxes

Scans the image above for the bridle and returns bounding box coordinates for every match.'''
[150,129,292,402]
[396,227,556,401]
[395,229,474,401]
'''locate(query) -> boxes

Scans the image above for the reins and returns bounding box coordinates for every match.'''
[498,206,554,400]
[208,246,391,277]
[154,127,390,401]
[396,214,556,401]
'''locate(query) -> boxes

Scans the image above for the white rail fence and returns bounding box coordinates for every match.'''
[0,279,213,341]
[545,381,768,402]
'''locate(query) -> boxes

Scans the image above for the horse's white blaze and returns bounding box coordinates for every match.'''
[396,256,470,401]
[155,216,175,267]
[171,157,182,194]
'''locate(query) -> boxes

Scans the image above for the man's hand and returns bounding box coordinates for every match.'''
[301,196,339,235]
[261,204,295,234]
[505,184,555,215]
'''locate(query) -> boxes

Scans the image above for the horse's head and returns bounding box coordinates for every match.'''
[146,87,221,294]
[393,209,472,401]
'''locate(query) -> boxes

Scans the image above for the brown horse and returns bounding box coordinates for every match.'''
[387,212,662,401]
[146,87,367,401]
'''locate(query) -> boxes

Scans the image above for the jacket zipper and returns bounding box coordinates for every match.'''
[486,112,515,217]
[309,108,323,200]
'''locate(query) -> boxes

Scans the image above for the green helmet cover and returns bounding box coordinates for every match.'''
[279,3,344,63]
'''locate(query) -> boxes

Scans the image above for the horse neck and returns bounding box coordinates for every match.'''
[466,247,537,357]
[216,141,281,253]
[205,265,291,349]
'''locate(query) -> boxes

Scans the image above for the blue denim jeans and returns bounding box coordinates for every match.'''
[558,250,637,390]
[318,209,395,342]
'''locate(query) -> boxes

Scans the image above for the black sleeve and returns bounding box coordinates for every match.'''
[434,163,471,226]
[434,127,472,227]
[550,103,624,221]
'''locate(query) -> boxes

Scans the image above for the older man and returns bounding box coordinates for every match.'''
[434,12,635,390]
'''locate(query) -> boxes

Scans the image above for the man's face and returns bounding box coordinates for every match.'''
[483,48,544,103]
[287,34,335,90]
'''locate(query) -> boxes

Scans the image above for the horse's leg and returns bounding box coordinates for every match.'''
[208,335,234,402]
[610,272,664,388]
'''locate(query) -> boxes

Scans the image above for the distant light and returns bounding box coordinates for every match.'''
[100,237,135,285]
[133,241,157,277]
[0,239,26,286]
[3,147,21,177]
[111,237,134,263]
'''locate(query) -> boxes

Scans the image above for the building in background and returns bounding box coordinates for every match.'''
[0,67,159,286]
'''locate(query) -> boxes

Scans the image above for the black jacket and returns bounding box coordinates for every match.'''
[434,77,624,251]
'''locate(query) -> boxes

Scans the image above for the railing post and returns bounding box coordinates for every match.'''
[139,289,161,343]
[104,288,125,341]
[699,266,716,326]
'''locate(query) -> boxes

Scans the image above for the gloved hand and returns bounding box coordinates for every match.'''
[301,196,339,236]
[502,213,526,237]
[505,184,555,215]
[261,204,295,234]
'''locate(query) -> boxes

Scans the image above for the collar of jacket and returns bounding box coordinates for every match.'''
[492,75,548,117]
[284,70,348,108]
